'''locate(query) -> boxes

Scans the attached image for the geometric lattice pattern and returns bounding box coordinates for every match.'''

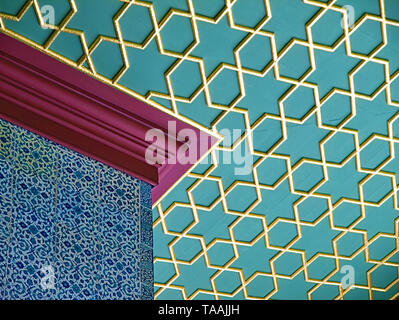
[1,0,399,299]
[0,118,153,299]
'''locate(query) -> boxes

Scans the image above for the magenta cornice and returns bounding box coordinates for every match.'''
[0,32,217,204]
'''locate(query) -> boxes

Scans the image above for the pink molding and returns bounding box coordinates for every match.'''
[0,32,217,204]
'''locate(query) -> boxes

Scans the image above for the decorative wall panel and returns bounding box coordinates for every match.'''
[0,118,153,299]
[1,0,399,300]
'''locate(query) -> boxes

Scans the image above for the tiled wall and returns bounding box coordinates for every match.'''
[0,118,153,299]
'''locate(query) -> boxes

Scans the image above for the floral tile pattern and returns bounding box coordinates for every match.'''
[0,118,153,300]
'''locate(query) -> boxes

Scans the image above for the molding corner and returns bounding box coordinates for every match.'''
[0,32,217,204]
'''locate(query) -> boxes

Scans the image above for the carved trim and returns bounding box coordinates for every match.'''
[0,33,217,204]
